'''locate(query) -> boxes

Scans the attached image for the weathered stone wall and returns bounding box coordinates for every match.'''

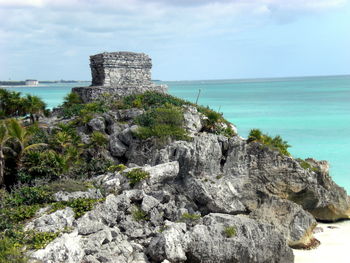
[73,51,166,102]
[90,52,152,87]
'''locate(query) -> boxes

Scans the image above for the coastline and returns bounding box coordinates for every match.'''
[294,220,350,263]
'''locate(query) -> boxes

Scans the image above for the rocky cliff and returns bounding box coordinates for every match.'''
[25,52,350,263]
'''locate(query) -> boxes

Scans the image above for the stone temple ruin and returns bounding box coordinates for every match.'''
[73,52,167,102]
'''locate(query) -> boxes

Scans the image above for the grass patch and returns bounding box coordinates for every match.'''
[46,179,93,193]
[223,226,237,238]
[180,212,201,221]
[123,168,150,187]
[107,164,127,173]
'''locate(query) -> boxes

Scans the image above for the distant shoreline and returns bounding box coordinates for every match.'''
[0,81,89,87]
[0,81,90,88]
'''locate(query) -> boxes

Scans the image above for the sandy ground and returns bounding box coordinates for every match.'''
[293,220,350,263]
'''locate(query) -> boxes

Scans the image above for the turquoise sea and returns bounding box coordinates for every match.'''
[3,75,350,192]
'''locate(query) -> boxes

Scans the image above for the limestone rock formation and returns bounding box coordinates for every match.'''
[28,52,350,262]
[73,52,167,102]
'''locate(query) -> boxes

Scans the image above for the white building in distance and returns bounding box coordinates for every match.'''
[25,79,39,86]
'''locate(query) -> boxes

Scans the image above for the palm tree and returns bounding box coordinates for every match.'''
[0,122,11,186]
[0,89,25,117]
[6,119,47,167]
[24,95,46,123]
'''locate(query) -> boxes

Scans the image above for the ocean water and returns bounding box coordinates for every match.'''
[3,75,350,192]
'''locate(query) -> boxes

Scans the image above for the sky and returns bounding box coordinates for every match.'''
[0,0,349,81]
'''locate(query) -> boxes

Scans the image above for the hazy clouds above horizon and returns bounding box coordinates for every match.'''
[0,0,349,80]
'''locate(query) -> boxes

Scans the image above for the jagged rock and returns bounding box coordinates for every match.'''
[183,105,202,135]
[109,134,128,157]
[141,195,160,213]
[222,138,350,221]
[118,125,139,146]
[149,133,224,177]
[88,117,106,132]
[25,208,75,233]
[30,230,84,263]
[148,214,294,263]
[29,51,350,263]
[147,221,188,262]
[142,161,180,185]
[77,216,105,235]
[181,174,247,214]
[117,109,145,121]
[53,188,103,202]
[186,214,294,263]
[249,196,317,248]
[107,122,128,135]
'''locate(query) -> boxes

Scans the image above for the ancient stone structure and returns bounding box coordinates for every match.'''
[73,52,166,102]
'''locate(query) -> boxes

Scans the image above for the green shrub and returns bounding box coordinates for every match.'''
[296,158,320,173]
[135,105,188,141]
[62,92,83,108]
[0,230,59,262]
[197,106,236,137]
[24,230,59,249]
[26,125,49,145]
[180,213,201,221]
[248,129,291,156]
[50,198,104,219]
[73,156,113,178]
[121,92,189,110]
[123,168,150,187]
[90,131,108,148]
[0,205,40,231]
[132,206,149,221]
[223,226,237,238]
[0,235,27,263]
[60,98,107,120]
[20,150,68,180]
[5,186,53,207]
[0,89,47,121]
[113,92,235,138]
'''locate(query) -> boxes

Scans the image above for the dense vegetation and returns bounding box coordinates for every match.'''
[0,87,294,260]
[0,89,47,123]
[116,91,236,138]
[248,128,291,156]
[0,185,103,262]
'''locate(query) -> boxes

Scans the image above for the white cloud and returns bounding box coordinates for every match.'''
[0,0,348,79]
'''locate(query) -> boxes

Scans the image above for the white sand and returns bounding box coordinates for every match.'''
[293,220,350,263]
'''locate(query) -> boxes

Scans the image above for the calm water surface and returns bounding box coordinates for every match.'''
[3,75,350,192]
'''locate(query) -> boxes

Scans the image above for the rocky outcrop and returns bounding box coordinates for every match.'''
[126,134,350,222]
[25,208,75,233]
[249,196,317,248]
[29,51,350,262]
[148,214,294,263]
[53,188,103,202]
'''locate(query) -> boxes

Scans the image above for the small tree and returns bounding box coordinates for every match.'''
[24,95,46,123]
[0,122,11,186]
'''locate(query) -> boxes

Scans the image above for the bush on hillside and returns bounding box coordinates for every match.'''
[248,129,291,156]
